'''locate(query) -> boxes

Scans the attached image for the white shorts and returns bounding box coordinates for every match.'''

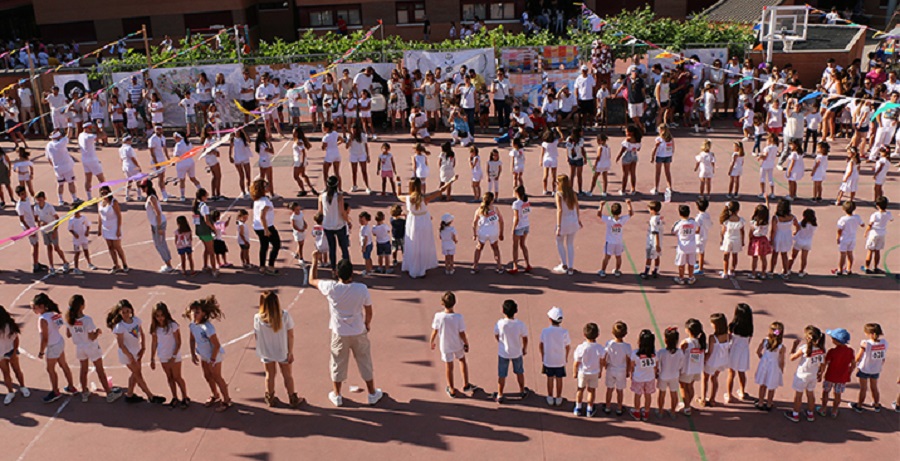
[542,157,558,169]
[123,167,140,178]
[176,163,196,180]
[627,103,644,119]
[293,230,305,242]
[441,349,464,363]
[360,111,372,119]
[605,368,627,390]
[118,349,139,366]
[349,153,367,163]
[605,242,624,256]
[695,237,708,254]
[416,128,430,139]
[646,245,660,260]
[578,372,600,389]
[704,362,727,375]
[55,168,76,184]
[233,155,251,166]
[674,250,696,267]
[721,239,742,254]
[82,160,103,176]
[793,239,812,252]
[76,342,102,362]
[594,163,610,173]
[658,378,679,393]
[292,159,307,169]
[838,240,856,253]
[198,350,225,364]
[477,232,499,245]
[45,341,65,360]
[442,246,456,256]
[704,107,714,121]
[792,375,817,393]
[156,347,182,363]
[73,239,89,252]
[866,233,885,251]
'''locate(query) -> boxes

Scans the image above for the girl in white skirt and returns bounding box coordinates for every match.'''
[439,142,456,200]
[835,148,860,205]
[702,313,732,407]
[726,141,744,199]
[292,127,316,197]
[726,304,753,402]
[487,149,502,199]
[589,133,611,197]
[541,128,561,195]
[788,209,817,277]
[809,141,829,202]
[469,146,483,201]
[439,213,457,274]
[694,139,715,199]
[770,199,798,278]
[509,138,525,189]
[412,143,430,191]
[784,140,804,201]
[719,201,744,278]
[754,321,785,411]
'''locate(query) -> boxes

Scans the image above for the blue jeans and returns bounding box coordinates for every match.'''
[464,107,476,136]
[498,356,524,378]
[324,227,350,265]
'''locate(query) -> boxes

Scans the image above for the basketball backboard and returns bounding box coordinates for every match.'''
[759,5,809,60]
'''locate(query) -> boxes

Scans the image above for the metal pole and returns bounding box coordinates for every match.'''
[24,43,48,136]
[380,22,385,63]
[235,25,242,64]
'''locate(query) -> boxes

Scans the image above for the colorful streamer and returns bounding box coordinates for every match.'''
[95,172,148,190]
[799,91,823,103]
[0,227,39,246]
[870,102,900,121]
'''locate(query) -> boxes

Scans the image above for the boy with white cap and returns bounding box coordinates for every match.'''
[78,122,105,200]
[45,130,80,206]
[430,291,473,398]
[540,306,570,406]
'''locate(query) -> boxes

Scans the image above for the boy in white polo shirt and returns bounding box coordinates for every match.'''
[603,321,632,415]
[15,185,46,273]
[539,306,570,406]
[430,291,473,398]
[597,199,633,277]
[33,191,69,274]
[573,322,604,417]
[494,299,528,403]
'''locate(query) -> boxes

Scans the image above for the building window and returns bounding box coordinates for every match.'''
[122,17,152,38]
[306,5,362,27]
[462,1,515,21]
[396,2,426,24]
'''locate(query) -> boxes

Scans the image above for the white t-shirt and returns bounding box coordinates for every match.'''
[602,215,630,244]
[0,324,16,355]
[252,197,275,231]
[16,198,35,228]
[805,113,822,131]
[574,341,604,375]
[655,138,674,158]
[189,322,223,360]
[604,340,631,371]
[432,311,466,354]
[68,215,89,242]
[511,199,531,230]
[494,318,528,359]
[695,211,713,242]
[39,311,66,346]
[672,218,698,253]
[353,73,373,94]
[509,148,525,172]
[630,350,657,382]
[149,134,167,164]
[119,145,139,172]
[857,339,888,375]
[766,106,783,128]
[795,346,825,380]
[33,202,56,225]
[837,214,864,245]
[78,132,98,164]
[868,210,894,237]
[540,325,571,368]
[322,131,341,161]
[574,74,595,100]
[154,322,179,359]
[318,280,372,337]
[179,98,196,115]
[67,315,98,347]
[646,215,663,248]
[358,223,373,248]
[373,223,391,244]
[254,311,295,363]
[657,348,685,381]
[113,317,142,355]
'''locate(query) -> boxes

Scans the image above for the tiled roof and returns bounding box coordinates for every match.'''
[701,0,784,24]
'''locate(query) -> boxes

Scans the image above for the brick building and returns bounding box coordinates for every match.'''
[0,0,723,45]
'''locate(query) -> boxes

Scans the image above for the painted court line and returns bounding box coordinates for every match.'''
[16,396,71,461]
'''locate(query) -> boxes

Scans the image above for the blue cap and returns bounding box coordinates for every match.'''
[826,328,850,345]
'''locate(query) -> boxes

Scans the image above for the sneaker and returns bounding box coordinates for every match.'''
[693,268,703,275]
[650,188,658,195]
[463,383,477,393]
[82,392,90,403]
[805,410,815,422]
[566,269,575,276]
[757,194,765,199]
[798,271,807,278]
[873,404,882,413]
[106,388,124,403]
[546,396,555,406]
[367,389,384,405]
[554,397,563,406]
[784,410,800,422]
[597,270,607,277]
[552,264,567,274]
[366,188,373,195]
[61,263,70,273]
[63,386,78,394]
[687,277,697,285]
[4,392,14,405]
[124,394,144,404]
[651,269,659,278]
[674,277,685,285]
[43,391,62,403]
[149,395,166,404]
[614,270,621,277]
[630,408,642,420]
[87,264,98,270]
[587,406,598,417]
[20,387,30,398]
[893,402,899,412]
[72,268,83,275]
[768,194,777,199]
[850,402,864,413]
[641,408,649,421]
[573,406,583,416]
[328,391,343,407]
[351,186,360,192]
[603,404,611,414]
[640,271,649,279]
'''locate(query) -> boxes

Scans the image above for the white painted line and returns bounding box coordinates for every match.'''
[16,396,71,461]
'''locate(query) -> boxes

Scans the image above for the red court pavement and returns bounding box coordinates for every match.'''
[0,120,897,461]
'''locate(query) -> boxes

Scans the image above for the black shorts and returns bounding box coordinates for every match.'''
[578,100,595,115]
[542,365,567,378]
[213,239,228,255]
[240,100,257,112]
[239,243,250,250]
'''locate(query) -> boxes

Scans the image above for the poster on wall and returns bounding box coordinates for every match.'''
[113,64,244,127]
[508,69,579,107]
[501,48,540,73]
[53,74,89,100]
[542,46,579,70]
[403,48,496,80]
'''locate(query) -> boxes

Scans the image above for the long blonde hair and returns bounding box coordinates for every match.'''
[557,174,576,209]
[408,178,424,209]
[478,192,495,216]
[258,291,282,332]
[701,139,712,153]
[658,124,673,142]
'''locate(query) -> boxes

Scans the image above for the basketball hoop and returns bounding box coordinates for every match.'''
[759,6,809,61]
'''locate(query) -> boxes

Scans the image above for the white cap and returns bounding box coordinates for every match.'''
[441,213,454,223]
[122,135,132,142]
[581,65,588,71]
[50,130,63,139]
[82,121,93,128]
[547,306,563,322]
[173,132,183,139]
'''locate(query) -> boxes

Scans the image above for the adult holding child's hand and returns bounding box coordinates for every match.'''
[397,176,457,278]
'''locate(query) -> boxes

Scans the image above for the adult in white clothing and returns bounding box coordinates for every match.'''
[138,179,174,273]
[397,176,458,278]
[318,175,351,266]
[78,123,106,200]
[251,178,281,275]
[553,175,582,275]
[309,255,383,407]
[45,130,79,205]
[148,125,170,200]
[97,185,128,273]
[43,86,68,130]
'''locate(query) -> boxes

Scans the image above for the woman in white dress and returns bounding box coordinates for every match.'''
[213,73,231,128]
[553,174,582,275]
[398,176,457,278]
[421,72,440,131]
[98,185,129,273]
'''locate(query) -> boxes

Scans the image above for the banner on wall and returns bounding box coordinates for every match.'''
[542,46,579,70]
[500,46,579,74]
[648,48,728,72]
[336,63,397,81]
[403,48,496,80]
[113,64,244,127]
[53,74,89,100]
[508,69,579,107]
[501,48,540,73]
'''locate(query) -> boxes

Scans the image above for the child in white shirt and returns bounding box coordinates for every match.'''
[672,205,699,284]
[863,197,893,275]
[430,291,472,397]
[67,208,95,274]
[358,211,374,276]
[629,329,659,421]
[179,93,198,137]
[657,327,685,417]
[694,139,715,199]
[597,199,633,277]
[372,211,392,274]
[835,201,864,275]
[290,202,307,264]
[494,300,528,402]
[588,134,611,197]
[694,198,713,274]
[540,306,570,407]
[236,210,251,268]
[439,213,457,275]
[573,322,603,417]
[311,212,328,266]
[604,321,632,415]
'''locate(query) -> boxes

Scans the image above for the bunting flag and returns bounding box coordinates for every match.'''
[870,102,900,121]
[826,97,851,111]
[0,227,40,246]
[311,21,382,78]
[799,91,823,103]
[729,76,753,87]
[152,145,205,168]
[95,172,149,190]
[780,86,801,96]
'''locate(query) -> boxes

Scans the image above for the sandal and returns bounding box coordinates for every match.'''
[204,395,221,407]
[215,400,232,412]
[181,397,191,409]
[264,392,279,407]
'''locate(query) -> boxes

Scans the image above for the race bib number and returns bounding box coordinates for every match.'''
[611,224,622,234]
[640,357,656,368]
[689,348,702,362]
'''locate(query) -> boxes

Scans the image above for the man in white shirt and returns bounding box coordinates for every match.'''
[884,71,900,95]
[352,67,374,96]
[45,130,79,206]
[43,86,68,131]
[409,106,431,143]
[625,54,647,79]
[256,73,279,136]
[148,125,170,201]
[78,122,106,200]
[491,68,513,131]
[309,257,383,407]
[238,68,257,124]
[16,83,34,130]
[574,65,596,128]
